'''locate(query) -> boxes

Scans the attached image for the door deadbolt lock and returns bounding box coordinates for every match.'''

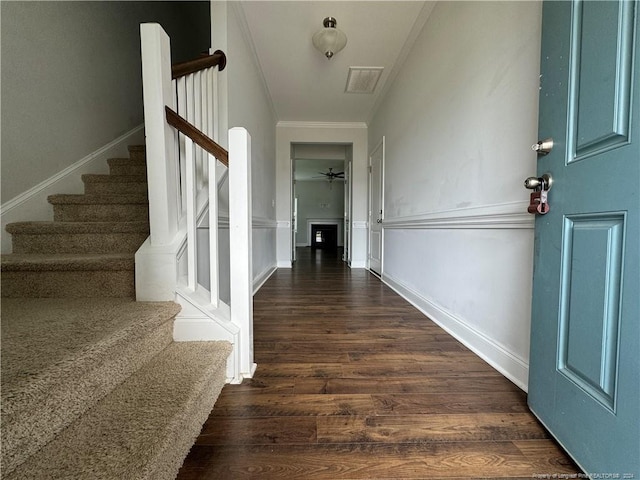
[532,138,554,155]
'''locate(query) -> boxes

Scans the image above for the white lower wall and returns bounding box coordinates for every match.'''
[252,218,277,292]
[381,204,535,389]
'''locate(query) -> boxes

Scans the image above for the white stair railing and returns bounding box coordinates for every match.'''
[137,22,255,382]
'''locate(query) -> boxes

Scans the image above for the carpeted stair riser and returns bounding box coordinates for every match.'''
[128,145,146,161]
[82,174,148,195]
[11,233,148,254]
[52,203,149,222]
[49,193,149,223]
[108,158,147,176]
[2,270,134,298]
[1,299,180,475]
[1,254,135,298]
[5,341,232,480]
[10,231,149,254]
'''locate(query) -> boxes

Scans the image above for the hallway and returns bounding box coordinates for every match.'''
[177,248,579,479]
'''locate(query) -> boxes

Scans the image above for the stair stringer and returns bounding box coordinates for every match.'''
[173,286,242,384]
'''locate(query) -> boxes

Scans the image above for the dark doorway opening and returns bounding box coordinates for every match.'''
[311,224,338,249]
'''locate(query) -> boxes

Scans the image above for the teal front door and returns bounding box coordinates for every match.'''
[528,0,639,475]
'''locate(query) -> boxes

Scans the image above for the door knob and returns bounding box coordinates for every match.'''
[524,173,553,190]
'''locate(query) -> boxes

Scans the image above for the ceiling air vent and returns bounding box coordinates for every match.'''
[345,67,384,94]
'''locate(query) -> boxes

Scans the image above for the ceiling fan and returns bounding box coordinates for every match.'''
[313,167,344,182]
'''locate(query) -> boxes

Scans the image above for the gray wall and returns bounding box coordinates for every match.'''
[1,1,210,203]
[368,1,542,389]
[226,4,278,286]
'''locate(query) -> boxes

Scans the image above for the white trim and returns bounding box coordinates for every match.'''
[352,221,368,229]
[276,220,291,228]
[277,121,368,130]
[383,201,534,230]
[252,216,277,228]
[277,260,292,268]
[349,260,367,269]
[382,272,529,391]
[1,124,144,215]
[253,265,276,294]
[368,137,385,275]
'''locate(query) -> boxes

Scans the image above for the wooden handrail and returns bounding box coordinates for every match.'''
[172,50,226,79]
[165,106,228,166]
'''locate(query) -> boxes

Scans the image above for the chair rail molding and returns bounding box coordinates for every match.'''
[382,201,534,230]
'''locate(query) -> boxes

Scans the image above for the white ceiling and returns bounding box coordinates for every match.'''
[238,1,435,123]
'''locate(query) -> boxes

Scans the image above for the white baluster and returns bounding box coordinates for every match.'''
[184,137,197,291]
[208,153,219,307]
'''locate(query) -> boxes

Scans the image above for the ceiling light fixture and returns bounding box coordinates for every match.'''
[312,17,347,60]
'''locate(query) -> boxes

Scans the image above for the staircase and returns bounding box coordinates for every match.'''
[1,146,231,479]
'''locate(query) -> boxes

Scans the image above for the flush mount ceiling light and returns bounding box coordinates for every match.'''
[312,17,347,59]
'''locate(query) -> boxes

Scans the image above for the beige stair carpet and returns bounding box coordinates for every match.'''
[5,341,232,480]
[1,298,180,474]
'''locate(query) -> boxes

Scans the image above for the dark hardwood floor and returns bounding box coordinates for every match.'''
[177,247,580,479]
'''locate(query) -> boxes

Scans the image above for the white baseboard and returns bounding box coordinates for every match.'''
[277,260,292,268]
[253,264,276,294]
[349,260,367,269]
[1,125,145,253]
[382,272,529,391]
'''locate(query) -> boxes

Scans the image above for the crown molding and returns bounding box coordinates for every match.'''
[276,121,367,130]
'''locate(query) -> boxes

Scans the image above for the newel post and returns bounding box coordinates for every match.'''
[229,128,255,378]
[140,23,178,245]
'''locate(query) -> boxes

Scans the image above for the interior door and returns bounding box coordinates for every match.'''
[528,1,639,475]
[368,139,384,275]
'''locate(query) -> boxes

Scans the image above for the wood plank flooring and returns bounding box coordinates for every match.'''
[177,247,580,479]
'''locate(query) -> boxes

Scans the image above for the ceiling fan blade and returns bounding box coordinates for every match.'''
[334,172,344,176]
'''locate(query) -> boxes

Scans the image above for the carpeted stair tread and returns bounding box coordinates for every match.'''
[6,221,149,235]
[5,340,232,480]
[1,298,181,475]
[48,193,148,204]
[1,253,135,271]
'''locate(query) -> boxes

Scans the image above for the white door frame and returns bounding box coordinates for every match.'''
[368,137,385,275]
[289,143,353,263]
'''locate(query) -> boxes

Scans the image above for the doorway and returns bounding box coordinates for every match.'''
[291,143,352,262]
